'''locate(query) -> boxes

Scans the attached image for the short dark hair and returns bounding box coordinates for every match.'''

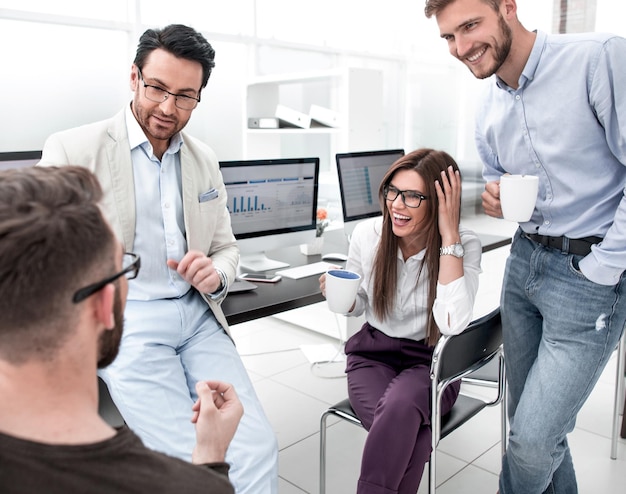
[425,0,502,18]
[0,166,115,363]
[134,24,216,89]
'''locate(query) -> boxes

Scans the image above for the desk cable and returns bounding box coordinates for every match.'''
[310,312,347,380]
[235,313,348,379]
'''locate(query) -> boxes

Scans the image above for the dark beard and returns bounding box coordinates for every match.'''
[471,13,513,80]
[97,289,124,369]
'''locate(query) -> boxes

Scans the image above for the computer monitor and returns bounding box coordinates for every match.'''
[220,156,319,272]
[0,151,41,171]
[336,148,404,239]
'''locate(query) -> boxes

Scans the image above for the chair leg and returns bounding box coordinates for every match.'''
[429,386,441,494]
[319,411,329,494]
[499,354,507,458]
[611,331,625,459]
[428,451,437,494]
[621,394,626,439]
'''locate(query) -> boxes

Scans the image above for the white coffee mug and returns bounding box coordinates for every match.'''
[499,174,539,222]
[325,269,361,314]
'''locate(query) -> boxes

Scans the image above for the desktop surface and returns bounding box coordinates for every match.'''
[224,230,347,325]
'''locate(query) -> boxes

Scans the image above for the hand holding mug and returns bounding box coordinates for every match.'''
[323,269,361,314]
[499,174,539,222]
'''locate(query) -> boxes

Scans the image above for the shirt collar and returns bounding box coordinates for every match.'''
[496,30,546,91]
[125,103,184,156]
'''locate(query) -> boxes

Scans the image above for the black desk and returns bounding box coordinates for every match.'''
[223,229,512,326]
[223,232,347,326]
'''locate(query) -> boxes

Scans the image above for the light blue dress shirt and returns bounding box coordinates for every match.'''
[476,30,626,286]
[125,106,190,300]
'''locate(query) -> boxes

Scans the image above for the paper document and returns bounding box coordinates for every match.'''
[275,104,311,128]
[276,261,339,279]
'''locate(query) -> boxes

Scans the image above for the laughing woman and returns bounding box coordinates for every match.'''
[319,148,482,494]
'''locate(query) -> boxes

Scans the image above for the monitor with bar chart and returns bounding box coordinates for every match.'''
[220,156,319,272]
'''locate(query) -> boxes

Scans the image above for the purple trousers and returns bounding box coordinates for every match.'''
[345,323,461,494]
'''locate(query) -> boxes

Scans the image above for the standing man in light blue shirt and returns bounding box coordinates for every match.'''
[39,24,278,494]
[426,1,626,493]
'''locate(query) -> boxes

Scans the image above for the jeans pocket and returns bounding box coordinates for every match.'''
[568,254,587,279]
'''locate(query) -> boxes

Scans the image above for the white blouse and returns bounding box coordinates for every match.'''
[345,217,482,341]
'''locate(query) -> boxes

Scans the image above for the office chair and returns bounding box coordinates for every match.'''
[98,377,125,428]
[319,307,506,494]
[611,328,626,459]
[462,354,508,444]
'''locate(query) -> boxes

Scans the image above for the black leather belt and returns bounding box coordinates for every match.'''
[524,233,602,256]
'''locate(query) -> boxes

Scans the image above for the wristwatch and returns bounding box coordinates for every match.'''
[215,267,228,291]
[440,242,465,258]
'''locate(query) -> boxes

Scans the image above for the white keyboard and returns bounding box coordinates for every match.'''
[276,261,341,280]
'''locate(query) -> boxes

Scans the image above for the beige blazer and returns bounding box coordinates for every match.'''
[39,108,239,335]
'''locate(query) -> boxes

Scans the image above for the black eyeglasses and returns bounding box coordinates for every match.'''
[73,252,141,304]
[137,68,200,111]
[383,185,428,208]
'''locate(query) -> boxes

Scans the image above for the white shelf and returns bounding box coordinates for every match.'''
[247,127,342,135]
[244,68,384,174]
[247,68,347,86]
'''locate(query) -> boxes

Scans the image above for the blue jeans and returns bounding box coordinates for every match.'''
[99,290,278,494]
[499,230,626,494]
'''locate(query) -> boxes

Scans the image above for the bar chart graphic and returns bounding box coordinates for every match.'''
[224,176,315,235]
[231,194,270,213]
[341,168,374,206]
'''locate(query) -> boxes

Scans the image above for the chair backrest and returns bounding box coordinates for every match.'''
[434,308,502,382]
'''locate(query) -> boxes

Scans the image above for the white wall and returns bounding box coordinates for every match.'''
[183,40,248,161]
[595,0,626,34]
[1,0,621,166]
[0,19,130,151]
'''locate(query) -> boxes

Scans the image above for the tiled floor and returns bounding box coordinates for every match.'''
[229,214,626,493]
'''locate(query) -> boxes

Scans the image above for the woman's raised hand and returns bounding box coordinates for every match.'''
[435,166,462,244]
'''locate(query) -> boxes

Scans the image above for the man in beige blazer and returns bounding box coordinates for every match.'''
[39,24,278,494]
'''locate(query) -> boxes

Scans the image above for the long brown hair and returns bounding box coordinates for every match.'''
[371,148,461,346]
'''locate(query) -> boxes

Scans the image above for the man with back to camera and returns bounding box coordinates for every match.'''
[38,24,278,493]
[425,0,626,493]
[0,165,242,493]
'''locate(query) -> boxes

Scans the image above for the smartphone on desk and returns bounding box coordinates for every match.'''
[239,273,282,283]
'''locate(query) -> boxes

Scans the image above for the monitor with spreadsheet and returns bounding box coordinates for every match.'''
[336,148,404,239]
[0,151,41,171]
[220,157,319,272]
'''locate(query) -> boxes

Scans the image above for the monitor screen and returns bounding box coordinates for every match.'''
[336,148,404,237]
[0,151,41,171]
[220,156,319,272]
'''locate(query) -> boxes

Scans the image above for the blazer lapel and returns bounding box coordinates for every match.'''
[105,109,137,251]
[180,143,198,251]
